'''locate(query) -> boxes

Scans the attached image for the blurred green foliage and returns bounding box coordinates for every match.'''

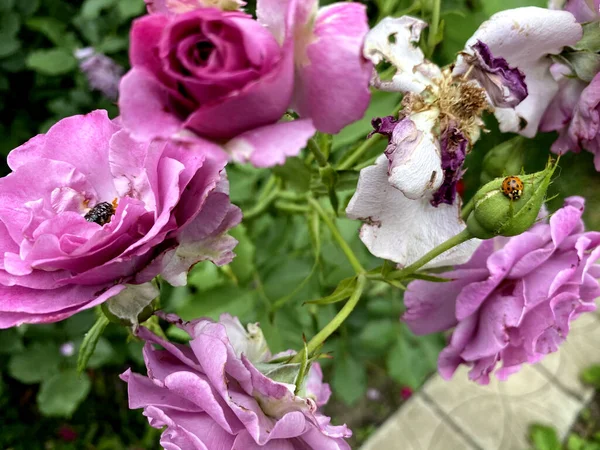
[0,0,599,448]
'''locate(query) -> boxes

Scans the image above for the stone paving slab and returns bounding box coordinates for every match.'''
[360,394,477,450]
[535,310,600,402]
[361,306,600,450]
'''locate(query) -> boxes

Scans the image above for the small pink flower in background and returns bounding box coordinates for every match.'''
[119,0,372,167]
[0,110,240,328]
[75,48,124,101]
[403,197,600,385]
[400,386,413,401]
[121,313,351,449]
[60,342,75,357]
[57,425,78,442]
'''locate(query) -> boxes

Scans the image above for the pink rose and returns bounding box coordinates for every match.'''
[0,111,240,328]
[119,0,372,167]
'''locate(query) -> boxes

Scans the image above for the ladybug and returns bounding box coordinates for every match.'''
[501,176,524,201]
[84,201,115,225]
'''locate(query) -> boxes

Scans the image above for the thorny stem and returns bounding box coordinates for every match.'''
[308,197,364,274]
[291,274,366,363]
[308,138,329,167]
[389,229,474,279]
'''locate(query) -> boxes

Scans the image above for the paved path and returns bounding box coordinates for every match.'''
[361,307,600,450]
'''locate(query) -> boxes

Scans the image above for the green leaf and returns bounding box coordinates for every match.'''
[37,370,91,418]
[77,314,109,372]
[0,328,24,354]
[26,48,77,75]
[528,424,561,450]
[358,320,399,353]
[25,17,66,46]
[387,328,444,389]
[15,0,40,16]
[305,276,357,305]
[103,283,159,327]
[8,343,61,384]
[117,0,145,20]
[0,39,20,58]
[273,157,313,193]
[333,91,401,150]
[176,284,258,321]
[482,0,546,16]
[97,35,128,54]
[0,12,21,38]
[86,337,115,369]
[81,0,118,19]
[332,349,367,405]
[564,51,600,82]
[581,364,600,389]
[575,22,600,52]
[228,225,256,285]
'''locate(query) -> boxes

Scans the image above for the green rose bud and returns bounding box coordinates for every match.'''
[466,159,558,239]
[480,136,526,184]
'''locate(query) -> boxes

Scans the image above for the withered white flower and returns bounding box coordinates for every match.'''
[347,7,582,267]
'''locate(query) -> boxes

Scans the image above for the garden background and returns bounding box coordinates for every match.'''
[1,0,599,448]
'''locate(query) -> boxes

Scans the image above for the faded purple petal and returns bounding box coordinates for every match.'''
[383,111,443,200]
[462,40,528,108]
[454,7,583,137]
[430,123,468,207]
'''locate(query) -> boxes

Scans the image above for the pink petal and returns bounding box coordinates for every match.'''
[225,119,316,167]
[293,2,372,134]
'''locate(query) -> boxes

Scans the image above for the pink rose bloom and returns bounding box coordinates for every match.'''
[0,110,240,328]
[403,197,600,384]
[119,0,372,167]
[121,313,351,449]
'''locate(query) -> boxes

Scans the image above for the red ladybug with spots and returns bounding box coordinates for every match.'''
[501,176,524,200]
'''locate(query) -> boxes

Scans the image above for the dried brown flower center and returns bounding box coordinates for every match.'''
[438,81,489,121]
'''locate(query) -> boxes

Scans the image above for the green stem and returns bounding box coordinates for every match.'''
[390,229,474,280]
[308,138,329,167]
[336,134,383,171]
[243,187,279,220]
[258,176,277,202]
[308,197,364,274]
[292,274,366,362]
[427,0,441,56]
[275,201,310,214]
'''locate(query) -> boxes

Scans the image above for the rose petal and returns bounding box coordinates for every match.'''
[346,155,480,268]
[363,16,441,94]
[225,119,316,168]
[292,2,372,134]
[458,7,582,137]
